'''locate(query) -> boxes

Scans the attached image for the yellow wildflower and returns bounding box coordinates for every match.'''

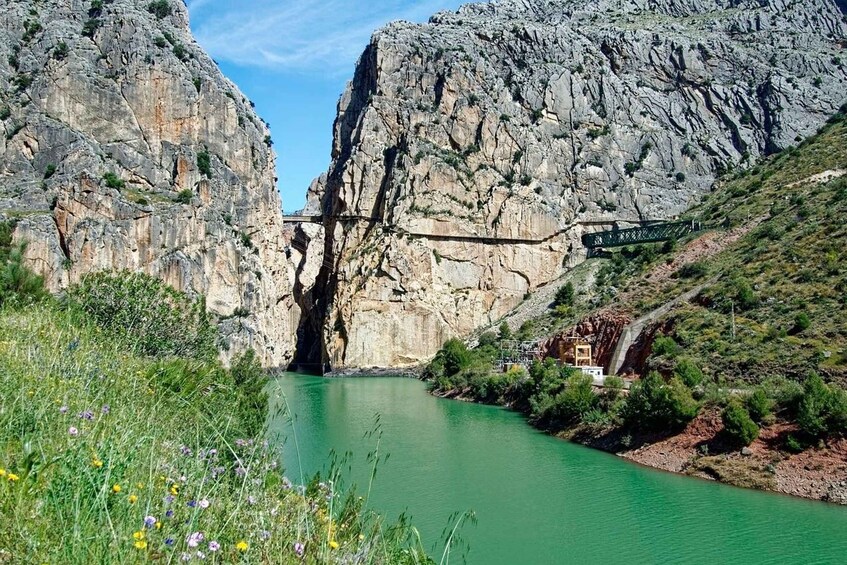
[112,484,122,494]
[7,473,20,482]
[133,531,145,541]
[134,540,147,550]
[169,485,179,496]
[92,458,103,468]
[0,469,6,477]
[155,522,162,530]
[329,540,339,550]
[128,494,138,504]
[358,534,365,541]
[235,541,248,552]
[136,482,144,489]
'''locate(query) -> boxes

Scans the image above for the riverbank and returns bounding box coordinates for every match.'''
[434,384,847,505]
[0,266,431,563]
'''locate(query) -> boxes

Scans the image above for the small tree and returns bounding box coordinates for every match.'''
[553,282,574,308]
[623,372,699,432]
[722,400,759,446]
[498,322,512,341]
[147,0,172,19]
[175,189,194,204]
[197,149,212,178]
[674,357,703,388]
[746,387,774,424]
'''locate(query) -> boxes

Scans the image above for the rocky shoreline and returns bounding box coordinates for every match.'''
[434,387,847,505]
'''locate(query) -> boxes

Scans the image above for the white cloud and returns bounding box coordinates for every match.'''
[188,0,463,75]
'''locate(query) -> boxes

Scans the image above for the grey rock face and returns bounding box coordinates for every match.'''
[298,0,847,370]
[0,0,295,367]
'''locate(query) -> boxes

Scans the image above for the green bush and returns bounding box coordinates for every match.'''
[722,400,759,447]
[673,357,704,388]
[623,372,699,432]
[553,282,574,308]
[0,224,47,308]
[175,189,193,204]
[498,321,512,341]
[651,335,681,359]
[792,312,811,334]
[68,271,217,359]
[797,373,847,438]
[746,387,774,423]
[197,149,212,178]
[147,0,171,19]
[81,18,100,38]
[102,172,125,189]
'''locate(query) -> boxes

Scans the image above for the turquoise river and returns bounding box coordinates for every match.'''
[267,375,847,564]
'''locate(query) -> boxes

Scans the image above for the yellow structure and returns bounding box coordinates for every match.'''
[558,337,594,367]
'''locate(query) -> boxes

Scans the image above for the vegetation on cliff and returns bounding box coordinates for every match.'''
[0,230,430,563]
[427,109,847,456]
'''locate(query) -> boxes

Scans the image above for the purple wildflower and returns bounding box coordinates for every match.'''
[68,426,79,436]
[235,439,248,448]
[235,466,246,477]
[187,500,197,508]
[198,499,210,509]
[166,509,174,518]
[180,445,192,457]
[59,405,68,414]
[281,477,292,490]
[186,531,204,548]
[79,410,94,420]
[294,542,305,557]
[164,495,175,504]
[247,495,256,505]
[260,530,271,540]
[208,541,220,552]
[165,538,175,546]
[101,404,110,414]
[143,515,157,528]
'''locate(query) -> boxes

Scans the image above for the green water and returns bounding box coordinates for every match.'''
[267,375,847,564]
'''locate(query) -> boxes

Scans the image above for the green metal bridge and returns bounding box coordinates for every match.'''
[581,220,703,249]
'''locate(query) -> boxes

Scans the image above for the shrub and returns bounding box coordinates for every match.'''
[623,372,699,432]
[230,348,269,437]
[796,373,847,438]
[651,335,681,359]
[53,41,69,60]
[153,36,167,48]
[498,321,512,341]
[197,149,212,177]
[44,164,57,179]
[175,189,193,204]
[0,107,9,121]
[102,172,125,189]
[677,261,708,279]
[68,271,217,359]
[172,43,188,61]
[673,357,704,388]
[81,18,101,38]
[746,387,774,423]
[553,282,574,308]
[478,332,498,348]
[0,224,47,308]
[147,0,171,19]
[675,172,686,182]
[791,312,811,334]
[722,400,759,446]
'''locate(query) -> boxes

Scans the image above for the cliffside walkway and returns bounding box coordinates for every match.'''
[283,213,697,248]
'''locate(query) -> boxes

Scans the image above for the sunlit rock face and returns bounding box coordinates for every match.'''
[0,0,295,367]
[296,0,847,370]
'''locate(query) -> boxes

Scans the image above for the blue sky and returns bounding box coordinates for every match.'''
[186,0,466,211]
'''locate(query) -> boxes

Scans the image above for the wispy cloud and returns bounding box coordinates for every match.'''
[188,0,464,75]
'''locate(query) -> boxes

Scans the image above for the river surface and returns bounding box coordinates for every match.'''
[267,375,847,564]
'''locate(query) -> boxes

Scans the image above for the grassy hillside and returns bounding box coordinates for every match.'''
[606,107,847,386]
[0,243,431,563]
[426,108,847,458]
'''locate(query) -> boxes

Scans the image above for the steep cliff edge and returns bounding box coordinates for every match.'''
[0,0,295,366]
[297,0,847,371]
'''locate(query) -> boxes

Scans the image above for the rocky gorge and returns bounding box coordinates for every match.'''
[294,0,847,372]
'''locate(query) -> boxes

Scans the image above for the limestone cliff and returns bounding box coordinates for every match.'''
[0,0,295,366]
[296,0,847,370]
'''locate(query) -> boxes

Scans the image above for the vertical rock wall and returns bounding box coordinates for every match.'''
[297,0,847,371]
[0,0,295,367]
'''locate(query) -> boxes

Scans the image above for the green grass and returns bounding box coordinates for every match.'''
[0,266,432,565]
